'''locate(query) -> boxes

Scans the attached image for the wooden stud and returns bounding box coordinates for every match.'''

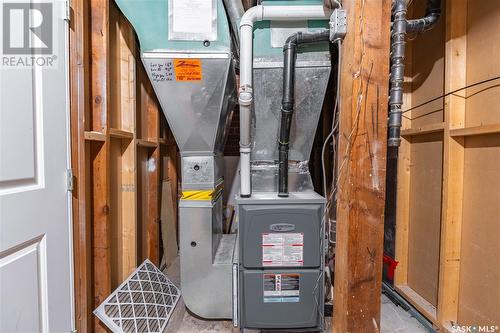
[90,0,111,331]
[332,0,392,332]
[90,141,111,333]
[117,16,138,281]
[69,0,91,331]
[145,83,161,265]
[394,133,411,287]
[146,147,161,265]
[437,0,468,330]
[108,3,138,285]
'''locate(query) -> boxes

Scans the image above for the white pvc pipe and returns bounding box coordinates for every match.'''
[238,5,331,197]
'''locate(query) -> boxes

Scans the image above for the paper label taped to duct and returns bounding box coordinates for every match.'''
[169,0,217,41]
[262,232,304,266]
[263,273,300,303]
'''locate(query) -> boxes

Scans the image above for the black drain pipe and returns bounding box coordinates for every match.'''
[384,0,442,286]
[388,0,441,149]
[278,30,330,197]
[388,0,408,148]
[407,0,441,34]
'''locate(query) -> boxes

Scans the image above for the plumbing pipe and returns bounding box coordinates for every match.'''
[388,0,441,148]
[278,31,330,197]
[222,0,244,54]
[238,5,331,197]
[406,0,441,33]
[388,0,407,148]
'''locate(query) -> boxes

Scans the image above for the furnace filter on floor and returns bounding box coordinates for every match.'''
[94,260,180,333]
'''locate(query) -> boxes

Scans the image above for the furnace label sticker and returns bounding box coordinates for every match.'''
[263,274,300,303]
[262,232,304,266]
[173,59,203,81]
[149,60,175,82]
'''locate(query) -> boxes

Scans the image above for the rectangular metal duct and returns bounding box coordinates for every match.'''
[143,54,235,154]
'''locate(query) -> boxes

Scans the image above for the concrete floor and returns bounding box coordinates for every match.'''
[164,258,428,333]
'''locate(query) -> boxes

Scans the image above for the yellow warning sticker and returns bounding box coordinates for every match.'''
[173,59,202,81]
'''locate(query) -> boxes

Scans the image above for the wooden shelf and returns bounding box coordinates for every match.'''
[109,128,134,140]
[136,139,158,148]
[84,131,106,142]
[450,123,500,137]
[401,122,445,137]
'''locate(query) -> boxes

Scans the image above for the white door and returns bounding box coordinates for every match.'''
[0,0,74,332]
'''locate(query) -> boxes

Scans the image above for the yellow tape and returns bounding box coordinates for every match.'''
[181,183,224,201]
[181,190,214,201]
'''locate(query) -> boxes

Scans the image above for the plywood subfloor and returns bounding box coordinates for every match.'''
[163,257,428,333]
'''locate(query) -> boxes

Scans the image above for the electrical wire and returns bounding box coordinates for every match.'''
[322,40,341,251]
[402,75,500,114]
[317,1,343,315]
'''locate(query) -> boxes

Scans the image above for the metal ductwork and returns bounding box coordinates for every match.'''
[115,0,236,319]
[238,4,332,198]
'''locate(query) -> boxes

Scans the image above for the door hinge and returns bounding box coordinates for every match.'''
[64,0,71,22]
[67,169,74,192]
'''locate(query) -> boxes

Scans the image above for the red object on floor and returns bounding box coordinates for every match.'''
[383,254,399,280]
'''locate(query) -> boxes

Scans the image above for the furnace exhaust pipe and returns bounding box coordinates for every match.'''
[278,30,331,197]
[238,5,331,197]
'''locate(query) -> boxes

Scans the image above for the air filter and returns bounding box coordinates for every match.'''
[94,259,180,333]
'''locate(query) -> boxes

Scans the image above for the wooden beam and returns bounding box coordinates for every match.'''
[332,1,392,332]
[437,0,468,329]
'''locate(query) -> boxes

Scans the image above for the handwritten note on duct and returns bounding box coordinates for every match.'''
[149,61,174,83]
